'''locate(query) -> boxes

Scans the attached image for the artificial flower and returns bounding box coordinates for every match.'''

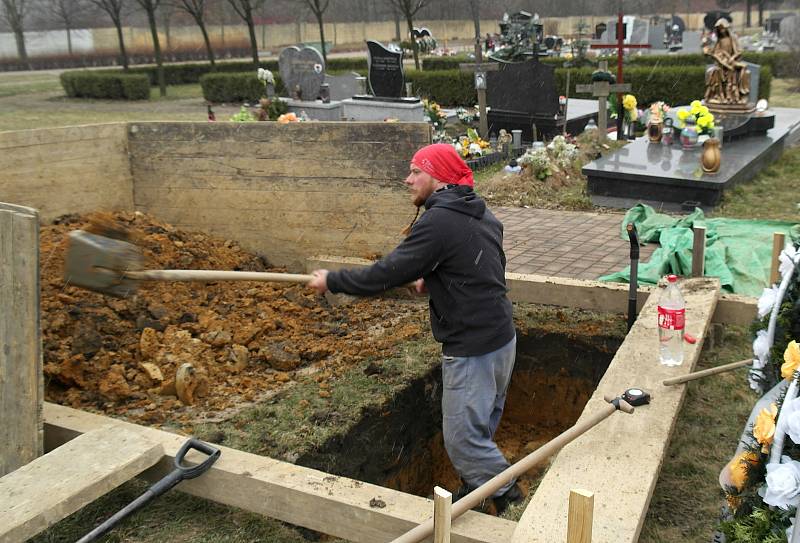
[779,244,798,279]
[749,367,766,393]
[726,493,743,511]
[760,455,800,510]
[757,286,779,318]
[677,109,689,121]
[782,395,800,444]
[277,112,298,124]
[468,143,482,156]
[753,403,778,452]
[622,94,637,111]
[783,340,800,380]
[729,450,760,491]
[753,330,771,364]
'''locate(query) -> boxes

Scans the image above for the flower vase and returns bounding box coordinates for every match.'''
[647,120,663,143]
[701,137,722,174]
[680,116,699,150]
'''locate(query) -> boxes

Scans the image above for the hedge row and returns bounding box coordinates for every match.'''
[422,51,793,78]
[200,72,286,103]
[404,64,771,108]
[93,57,368,87]
[60,71,150,100]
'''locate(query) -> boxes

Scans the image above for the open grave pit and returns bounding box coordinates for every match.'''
[39,211,627,521]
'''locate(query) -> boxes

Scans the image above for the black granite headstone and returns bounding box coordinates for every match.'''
[366,40,404,99]
[486,60,563,140]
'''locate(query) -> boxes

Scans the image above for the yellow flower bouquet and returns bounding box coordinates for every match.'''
[676,100,716,136]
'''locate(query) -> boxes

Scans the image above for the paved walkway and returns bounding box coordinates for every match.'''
[494,207,658,281]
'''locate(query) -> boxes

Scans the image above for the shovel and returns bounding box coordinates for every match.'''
[76,437,220,543]
[65,229,313,298]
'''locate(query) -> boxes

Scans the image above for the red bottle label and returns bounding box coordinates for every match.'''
[658,306,685,330]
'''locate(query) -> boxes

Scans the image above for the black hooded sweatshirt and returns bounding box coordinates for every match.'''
[326,185,515,357]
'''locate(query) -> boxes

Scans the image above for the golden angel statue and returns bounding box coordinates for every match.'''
[703,18,751,109]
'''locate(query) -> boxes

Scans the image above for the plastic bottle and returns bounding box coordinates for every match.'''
[658,274,685,366]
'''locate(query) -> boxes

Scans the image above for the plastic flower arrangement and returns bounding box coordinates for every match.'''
[422,99,447,132]
[715,243,800,542]
[229,106,256,122]
[677,100,715,136]
[547,135,579,168]
[277,112,299,124]
[518,148,551,180]
[453,128,490,159]
[257,67,275,88]
[622,94,638,122]
[455,106,478,125]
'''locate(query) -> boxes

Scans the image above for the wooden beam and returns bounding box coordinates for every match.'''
[691,226,706,277]
[0,427,163,543]
[566,489,594,543]
[43,403,515,543]
[770,232,786,285]
[0,203,42,477]
[511,278,720,543]
[433,486,452,543]
[306,256,757,326]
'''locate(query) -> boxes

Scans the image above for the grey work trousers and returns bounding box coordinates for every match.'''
[441,335,517,496]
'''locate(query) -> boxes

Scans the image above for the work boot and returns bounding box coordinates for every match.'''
[493,483,525,516]
[452,482,490,513]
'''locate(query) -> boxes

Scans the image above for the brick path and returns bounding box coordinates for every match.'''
[493,207,658,281]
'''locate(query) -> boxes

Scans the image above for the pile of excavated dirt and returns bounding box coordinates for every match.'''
[40,211,427,429]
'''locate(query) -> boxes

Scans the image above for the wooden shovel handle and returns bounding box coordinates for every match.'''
[124,270,314,283]
[662,358,752,386]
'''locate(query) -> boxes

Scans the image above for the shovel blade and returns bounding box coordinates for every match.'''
[64,230,144,297]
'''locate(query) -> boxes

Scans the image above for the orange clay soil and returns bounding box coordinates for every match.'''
[40,211,427,429]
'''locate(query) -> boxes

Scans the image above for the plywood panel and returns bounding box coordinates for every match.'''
[129,122,430,269]
[0,203,42,477]
[0,124,133,221]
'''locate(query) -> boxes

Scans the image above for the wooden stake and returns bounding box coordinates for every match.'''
[566,488,594,543]
[691,226,706,277]
[433,486,452,543]
[770,232,786,285]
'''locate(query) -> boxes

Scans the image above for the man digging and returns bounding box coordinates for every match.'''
[308,143,524,514]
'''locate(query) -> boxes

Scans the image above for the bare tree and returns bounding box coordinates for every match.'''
[301,0,330,65]
[1,0,29,65]
[467,0,479,42]
[385,0,433,70]
[226,0,266,67]
[90,0,129,69]
[42,0,85,55]
[171,0,215,66]
[135,0,167,96]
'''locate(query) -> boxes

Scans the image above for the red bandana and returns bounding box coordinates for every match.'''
[411,143,474,187]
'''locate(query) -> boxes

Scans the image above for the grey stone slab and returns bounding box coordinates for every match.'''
[583,107,800,211]
[324,72,362,101]
[341,98,424,122]
[278,46,325,101]
[285,100,343,121]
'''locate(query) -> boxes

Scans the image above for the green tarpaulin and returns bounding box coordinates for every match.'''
[599,204,800,297]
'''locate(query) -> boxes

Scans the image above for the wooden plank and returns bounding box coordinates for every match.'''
[566,489,593,543]
[511,277,720,543]
[691,226,706,277]
[131,171,406,192]
[434,486,452,543]
[770,232,786,285]
[306,258,756,326]
[0,205,42,477]
[0,123,126,150]
[0,426,163,543]
[43,403,515,543]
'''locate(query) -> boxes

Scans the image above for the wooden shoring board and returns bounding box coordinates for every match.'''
[43,403,516,543]
[0,202,42,477]
[306,256,755,326]
[0,426,163,543]
[511,277,720,543]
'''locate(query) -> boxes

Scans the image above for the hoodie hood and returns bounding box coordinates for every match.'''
[424,184,486,219]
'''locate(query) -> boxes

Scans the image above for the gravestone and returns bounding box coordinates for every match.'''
[366,40,404,99]
[278,45,325,101]
[487,60,575,140]
[780,14,798,41]
[325,72,362,101]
